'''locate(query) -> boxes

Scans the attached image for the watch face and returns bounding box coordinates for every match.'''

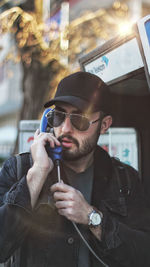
[91,212,101,226]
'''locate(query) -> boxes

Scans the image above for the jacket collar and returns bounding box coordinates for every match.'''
[91,146,127,217]
[91,146,113,208]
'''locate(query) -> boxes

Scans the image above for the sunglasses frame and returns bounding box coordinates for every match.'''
[46,109,101,131]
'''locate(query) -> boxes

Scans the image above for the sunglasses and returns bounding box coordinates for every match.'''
[46,109,101,132]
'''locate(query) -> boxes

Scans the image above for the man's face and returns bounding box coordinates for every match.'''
[53,103,102,161]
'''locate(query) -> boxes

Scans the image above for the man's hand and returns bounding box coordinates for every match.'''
[27,129,61,208]
[31,129,61,174]
[51,182,92,225]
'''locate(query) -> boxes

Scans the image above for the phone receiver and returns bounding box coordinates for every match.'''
[40,108,62,162]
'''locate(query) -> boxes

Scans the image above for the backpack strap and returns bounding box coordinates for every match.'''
[4,153,33,267]
[15,152,33,180]
[111,157,132,196]
[4,154,32,267]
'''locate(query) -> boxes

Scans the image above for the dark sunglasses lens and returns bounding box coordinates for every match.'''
[71,114,90,131]
[47,111,65,127]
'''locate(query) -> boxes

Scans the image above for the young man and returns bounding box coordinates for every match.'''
[0,71,150,267]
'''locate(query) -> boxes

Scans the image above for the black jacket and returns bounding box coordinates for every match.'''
[0,146,150,267]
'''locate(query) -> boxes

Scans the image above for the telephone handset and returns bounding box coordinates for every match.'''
[40,108,62,182]
[40,108,62,161]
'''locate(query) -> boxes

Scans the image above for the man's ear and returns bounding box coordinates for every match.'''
[100,116,112,134]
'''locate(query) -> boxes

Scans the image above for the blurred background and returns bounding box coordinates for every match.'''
[0,0,150,165]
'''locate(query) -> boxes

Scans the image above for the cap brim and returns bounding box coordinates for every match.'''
[44,96,89,111]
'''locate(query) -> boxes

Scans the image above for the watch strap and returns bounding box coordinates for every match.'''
[88,208,103,227]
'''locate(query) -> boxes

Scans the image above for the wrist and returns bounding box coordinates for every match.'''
[87,207,103,228]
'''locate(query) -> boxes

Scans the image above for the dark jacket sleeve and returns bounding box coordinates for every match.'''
[91,166,150,267]
[0,156,32,262]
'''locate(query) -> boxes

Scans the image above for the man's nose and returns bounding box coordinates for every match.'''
[61,116,73,133]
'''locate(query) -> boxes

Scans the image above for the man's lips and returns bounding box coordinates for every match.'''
[61,138,74,148]
[58,135,79,148]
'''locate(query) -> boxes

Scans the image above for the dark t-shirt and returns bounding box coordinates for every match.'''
[64,164,94,267]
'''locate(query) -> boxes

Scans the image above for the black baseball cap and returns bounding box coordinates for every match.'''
[44,71,112,114]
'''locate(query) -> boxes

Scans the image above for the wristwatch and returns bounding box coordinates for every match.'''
[88,209,103,227]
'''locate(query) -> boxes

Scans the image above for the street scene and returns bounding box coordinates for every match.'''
[1,0,150,266]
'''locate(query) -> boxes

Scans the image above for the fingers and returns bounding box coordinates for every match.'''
[54,196,75,221]
[51,183,77,207]
[34,129,40,138]
[56,208,74,220]
[33,129,61,148]
[51,182,90,224]
[57,208,74,220]
[51,183,80,208]
[51,183,75,194]
[53,191,68,201]
[55,200,72,209]
[31,129,60,171]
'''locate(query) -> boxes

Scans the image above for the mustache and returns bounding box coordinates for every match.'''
[58,135,79,147]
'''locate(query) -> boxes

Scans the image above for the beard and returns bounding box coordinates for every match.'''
[58,128,100,161]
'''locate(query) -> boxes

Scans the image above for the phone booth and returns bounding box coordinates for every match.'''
[79,15,150,175]
[19,120,40,153]
[79,15,150,95]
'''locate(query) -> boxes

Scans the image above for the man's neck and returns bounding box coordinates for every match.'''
[64,151,94,173]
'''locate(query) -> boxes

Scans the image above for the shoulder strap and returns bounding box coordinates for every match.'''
[4,153,33,267]
[15,152,33,180]
[111,157,132,196]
